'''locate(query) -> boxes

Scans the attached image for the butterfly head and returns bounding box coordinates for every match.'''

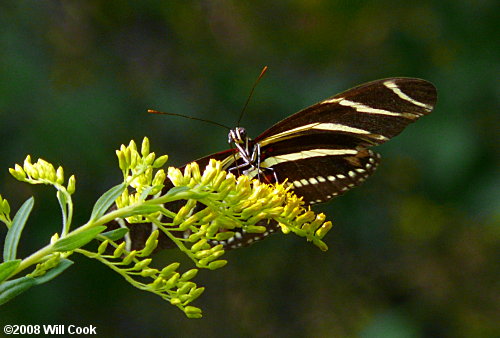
[228,127,248,145]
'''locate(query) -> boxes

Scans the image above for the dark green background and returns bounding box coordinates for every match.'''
[1,1,498,337]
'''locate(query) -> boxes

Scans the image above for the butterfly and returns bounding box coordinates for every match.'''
[126,77,437,250]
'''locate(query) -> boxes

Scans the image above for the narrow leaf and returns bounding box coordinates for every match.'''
[139,186,155,200]
[3,197,34,261]
[0,260,21,283]
[99,227,129,241]
[165,186,189,196]
[120,205,165,218]
[90,183,126,221]
[0,276,36,306]
[52,226,107,252]
[184,191,210,199]
[33,259,73,285]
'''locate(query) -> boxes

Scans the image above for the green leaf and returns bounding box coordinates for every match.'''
[90,183,126,221]
[0,260,21,283]
[99,227,129,241]
[3,197,34,261]
[139,186,155,200]
[185,191,210,199]
[166,188,210,200]
[120,205,165,218]
[0,276,36,306]
[33,259,73,285]
[165,186,190,196]
[52,226,107,252]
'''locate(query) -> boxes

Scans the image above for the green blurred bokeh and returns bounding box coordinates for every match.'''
[1,1,498,337]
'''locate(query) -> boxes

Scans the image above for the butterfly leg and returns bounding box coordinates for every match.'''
[252,144,279,183]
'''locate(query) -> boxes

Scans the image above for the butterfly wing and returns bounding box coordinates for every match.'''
[256,77,436,145]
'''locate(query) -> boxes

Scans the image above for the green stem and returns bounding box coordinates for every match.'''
[76,248,147,289]
[56,186,73,237]
[7,203,144,280]
[76,248,178,305]
[5,182,223,280]
[64,192,74,236]
[151,218,200,266]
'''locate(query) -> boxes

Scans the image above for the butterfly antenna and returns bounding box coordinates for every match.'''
[148,110,231,130]
[237,66,268,126]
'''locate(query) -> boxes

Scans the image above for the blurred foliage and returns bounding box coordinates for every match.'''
[0,0,498,336]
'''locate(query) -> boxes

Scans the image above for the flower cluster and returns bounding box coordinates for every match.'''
[77,229,205,318]
[0,137,333,319]
[166,159,332,251]
[114,139,168,223]
[9,156,75,194]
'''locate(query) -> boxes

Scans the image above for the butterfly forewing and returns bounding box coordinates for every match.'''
[243,78,437,203]
[256,78,436,146]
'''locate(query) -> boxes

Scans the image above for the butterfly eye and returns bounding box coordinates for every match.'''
[236,127,247,142]
[228,127,248,145]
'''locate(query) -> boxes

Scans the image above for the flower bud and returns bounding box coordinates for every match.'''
[56,166,64,184]
[141,137,150,157]
[153,155,169,168]
[67,175,76,194]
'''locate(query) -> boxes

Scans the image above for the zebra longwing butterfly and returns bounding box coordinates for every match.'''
[128,77,437,250]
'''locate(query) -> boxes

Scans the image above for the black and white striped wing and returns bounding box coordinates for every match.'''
[167,78,436,222]
[247,78,437,204]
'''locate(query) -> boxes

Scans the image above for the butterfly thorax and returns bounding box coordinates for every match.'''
[227,126,271,181]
